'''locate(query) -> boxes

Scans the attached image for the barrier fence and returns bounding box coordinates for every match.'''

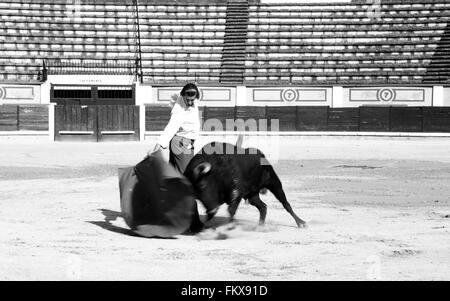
[1,105,450,138]
[0,105,48,131]
[146,106,450,133]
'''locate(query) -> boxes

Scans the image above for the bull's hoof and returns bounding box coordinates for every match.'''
[196,228,229,240]
[224,221,237,231]
[296,220,307,228]
[187,221,205,234]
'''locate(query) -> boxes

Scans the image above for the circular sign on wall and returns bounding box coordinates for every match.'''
[0,87,4,100]
[281,88,298,103]
[377,88,396,102]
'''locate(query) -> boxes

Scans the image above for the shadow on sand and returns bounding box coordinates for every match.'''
[88,208,232,238]
[87,209,139,237]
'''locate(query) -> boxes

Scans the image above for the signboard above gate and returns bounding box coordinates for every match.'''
[47,75,135,86]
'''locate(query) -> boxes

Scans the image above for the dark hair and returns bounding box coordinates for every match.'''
[180,83,200,99]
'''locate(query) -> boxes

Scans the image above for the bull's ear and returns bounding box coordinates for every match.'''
[193,162,212,179]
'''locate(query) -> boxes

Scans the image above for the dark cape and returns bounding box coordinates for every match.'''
[118,151,197,238]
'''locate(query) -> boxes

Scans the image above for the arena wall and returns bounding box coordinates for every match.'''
[442,88,450,106]
[2,80,450,139]
[143,85,446,107]
[2,0,450,139]
[0,84,41,105]
[0,104,49,132]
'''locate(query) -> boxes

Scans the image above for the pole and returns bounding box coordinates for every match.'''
[134,0,144,84]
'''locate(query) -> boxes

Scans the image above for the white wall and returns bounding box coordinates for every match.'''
[150,86,237,107]
[342,87,433,107]
[441,87,450,106]
[35,80,450,108]
[246,86,333,106]
[0,84,41,104]
[135,83,153,105]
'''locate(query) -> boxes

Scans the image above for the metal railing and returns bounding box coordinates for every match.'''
[44,60,135,76]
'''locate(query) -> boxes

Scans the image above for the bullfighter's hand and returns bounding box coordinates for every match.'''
[146,144,163,158]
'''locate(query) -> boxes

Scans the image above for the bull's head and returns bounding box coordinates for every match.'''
[189,161,222,220]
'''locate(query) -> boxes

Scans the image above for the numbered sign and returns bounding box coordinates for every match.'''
[377,88,396,102]
[281,89,298,103]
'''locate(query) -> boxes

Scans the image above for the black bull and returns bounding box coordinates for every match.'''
[184,142,306,228]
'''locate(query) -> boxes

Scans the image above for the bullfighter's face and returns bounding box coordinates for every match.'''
[183,89,197,107]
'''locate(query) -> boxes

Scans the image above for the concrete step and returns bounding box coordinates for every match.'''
[222,47,247,50]
[222,50,246,53]
[223,42,247,46]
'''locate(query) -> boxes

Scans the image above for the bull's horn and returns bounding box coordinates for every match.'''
[193,162,212,179]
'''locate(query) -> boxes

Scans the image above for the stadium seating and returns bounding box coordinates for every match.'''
[0,0,449,85]
[245,0,450,85]
[0,0,137,82]
[138,1,227,84]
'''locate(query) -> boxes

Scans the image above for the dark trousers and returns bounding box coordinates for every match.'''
[169,135,203,232]
[169,135,195,174]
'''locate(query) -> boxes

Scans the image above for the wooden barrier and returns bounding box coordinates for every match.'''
[97,105,139,141]
[145,105,450,133]
[296,106,328,131]
[327,108,359,131]
[235,106,267,131]
[359,107,390,132]
[55,105,139,141]
[0,105,18,131]
[18,105,49,131]
[202,107,235,131]
[0,105,48,131]
[423,107,450,132]
[4,104,450,140]
[390,107,423,132]
[55,105,97,142]
[266,106,297,131]
[145,105,171,131]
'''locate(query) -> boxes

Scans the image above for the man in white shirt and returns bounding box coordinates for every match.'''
[150,83,201,174]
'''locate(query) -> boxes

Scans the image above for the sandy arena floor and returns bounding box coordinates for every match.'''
[0,135,449,280]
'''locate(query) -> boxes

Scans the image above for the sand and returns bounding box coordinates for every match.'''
[0,136,449,280]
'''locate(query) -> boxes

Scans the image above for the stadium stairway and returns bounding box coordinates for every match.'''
[219,0,250,85]
[424,20,450,84]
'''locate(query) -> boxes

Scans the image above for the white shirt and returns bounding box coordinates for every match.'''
[157,95,200,148]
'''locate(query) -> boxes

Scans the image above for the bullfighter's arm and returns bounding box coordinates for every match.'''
[157,103,185,148]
